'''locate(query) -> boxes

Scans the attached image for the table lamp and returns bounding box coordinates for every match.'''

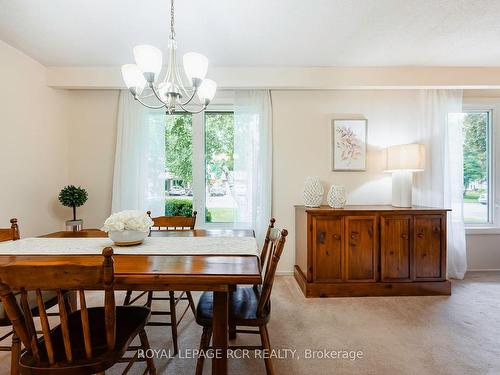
[384,143,425,207]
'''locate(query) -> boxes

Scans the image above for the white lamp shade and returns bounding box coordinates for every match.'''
[385,143,425,172]
[183,52,209,81]
[121,64,146,95]
[133,45,163,77]
[197,79,217,102]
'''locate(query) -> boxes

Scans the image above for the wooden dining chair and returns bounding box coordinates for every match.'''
[0,247,156,375]
[0,219,66,375]
[123,210,197,356]
[194,221,288,375]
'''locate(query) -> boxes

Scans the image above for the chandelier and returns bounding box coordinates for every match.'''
[121,0,217,114]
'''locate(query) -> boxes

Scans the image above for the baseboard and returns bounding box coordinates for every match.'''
[276,271,294,276]
[467,268,500,272]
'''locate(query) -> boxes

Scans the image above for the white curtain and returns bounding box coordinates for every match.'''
[414,89,467,279]
[233,90,273,243]
[111,91,166,216]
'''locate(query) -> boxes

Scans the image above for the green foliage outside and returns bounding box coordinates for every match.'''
[463,113,488,193]
[58,185,88,220]
[165,198,212,222]
[165,114,193,186]
[205,113,234,182]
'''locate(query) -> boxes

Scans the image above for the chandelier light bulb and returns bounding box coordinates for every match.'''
[197,79,217,103]
[133,45,163,81]
[121,64,146,95]
[183,52,209,83]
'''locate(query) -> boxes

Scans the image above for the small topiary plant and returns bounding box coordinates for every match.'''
[58,185,88,221]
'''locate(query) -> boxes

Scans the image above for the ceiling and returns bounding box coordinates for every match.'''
[1,0,500,67]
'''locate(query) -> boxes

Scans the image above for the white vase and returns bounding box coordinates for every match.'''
[108,230,148,246]
[327,185,346,208]
[303,177,324,207]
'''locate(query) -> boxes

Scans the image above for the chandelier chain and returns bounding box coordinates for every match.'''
[170,0,175,39]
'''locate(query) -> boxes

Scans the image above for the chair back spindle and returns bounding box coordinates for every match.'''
[0,247,116,366]
[147,210,197,232]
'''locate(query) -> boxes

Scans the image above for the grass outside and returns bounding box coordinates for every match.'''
[207,207,235,223]
[463,190,485,203]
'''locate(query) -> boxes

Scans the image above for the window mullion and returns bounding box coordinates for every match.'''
[192,112,205,226]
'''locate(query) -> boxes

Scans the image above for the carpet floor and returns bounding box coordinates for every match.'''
[0,272,499,375]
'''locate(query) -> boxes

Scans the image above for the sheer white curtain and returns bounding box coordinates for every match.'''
[111,90,166,216]
[233,90,273,243]
[414,89,467,279]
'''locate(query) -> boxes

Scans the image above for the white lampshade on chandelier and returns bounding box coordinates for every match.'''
[121,0,217,114]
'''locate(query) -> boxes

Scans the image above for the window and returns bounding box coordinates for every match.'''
[162,110,235,227]
[460,110,493,225]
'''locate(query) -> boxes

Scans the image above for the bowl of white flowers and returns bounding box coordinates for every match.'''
[101,210,153,246]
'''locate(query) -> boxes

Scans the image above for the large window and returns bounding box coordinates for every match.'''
[460,110,492,224]
[163,110,235,226]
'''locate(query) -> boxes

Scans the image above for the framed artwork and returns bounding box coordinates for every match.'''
[332,119,367,171]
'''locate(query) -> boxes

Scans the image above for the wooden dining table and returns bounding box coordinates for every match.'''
[0,229,262,375]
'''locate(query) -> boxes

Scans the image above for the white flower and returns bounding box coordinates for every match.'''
[101,210,153,233]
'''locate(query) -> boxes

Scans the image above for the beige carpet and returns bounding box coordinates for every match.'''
[0,272,499,375]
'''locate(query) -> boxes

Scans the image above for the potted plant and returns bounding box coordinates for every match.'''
[58,185,88,231]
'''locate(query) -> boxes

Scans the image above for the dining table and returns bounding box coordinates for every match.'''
[0,229,262,375]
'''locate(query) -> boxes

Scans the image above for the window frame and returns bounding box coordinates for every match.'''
[462,100,496,231]
[191,104,235,229]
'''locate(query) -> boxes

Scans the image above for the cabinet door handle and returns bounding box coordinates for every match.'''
[417,232,424,238]
[350,231,359,239]
[401,233,408,240]
[333,234,341,241]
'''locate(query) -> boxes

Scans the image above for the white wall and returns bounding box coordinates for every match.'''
[272,90,421,272]
[0,41,69,237]
[65,90,119,229]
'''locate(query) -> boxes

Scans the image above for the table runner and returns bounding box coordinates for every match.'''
[0,236,259,256]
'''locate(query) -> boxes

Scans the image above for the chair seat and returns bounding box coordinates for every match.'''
[196,287,270,327]
[19,305,150,375]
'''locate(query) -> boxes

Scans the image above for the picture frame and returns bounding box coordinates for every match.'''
[332,119,367,171]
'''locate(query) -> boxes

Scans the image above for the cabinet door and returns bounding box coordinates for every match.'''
[413,216,444,280]
[312,216,343,282]
[381,216,411,281]
[345,216,377,282]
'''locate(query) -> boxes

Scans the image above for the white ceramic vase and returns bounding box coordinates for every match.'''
[108,230,148,246]
[303,177,324,207]
[327,185,346,209]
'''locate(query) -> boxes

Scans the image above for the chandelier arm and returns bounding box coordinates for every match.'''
[150,84,168,104]
[178,102,207,114]
[134,95,165,109]
[179,88,198,106]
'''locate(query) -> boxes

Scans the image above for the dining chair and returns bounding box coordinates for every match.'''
[123,210,197,355]
[0,219,65,375]
[194,221,288,375]
[0,247,156,375]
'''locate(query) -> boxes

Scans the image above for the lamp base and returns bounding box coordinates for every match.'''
[392,171,413,208]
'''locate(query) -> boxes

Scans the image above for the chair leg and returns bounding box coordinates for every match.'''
[10,332,20,375]
[146,292,153,308]
[124,290,133,305]
[260,325,274,375]
[139,329,157,375]
[195,326,212,375]
[186,291,196,316]
[169,291,179,355]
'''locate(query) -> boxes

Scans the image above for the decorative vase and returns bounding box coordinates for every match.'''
[327,185,346,209]
[108,230,148,246]
[303,177,324,207]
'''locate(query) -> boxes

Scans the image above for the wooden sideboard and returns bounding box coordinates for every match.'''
[294,205,451,297]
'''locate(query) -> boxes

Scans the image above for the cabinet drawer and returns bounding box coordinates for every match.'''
[381,216,411,281]
[312,216,343,282]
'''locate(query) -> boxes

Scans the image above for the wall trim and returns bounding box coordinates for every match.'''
[466,268,500,272]
[46,66,500,90]
[276,271,294,276]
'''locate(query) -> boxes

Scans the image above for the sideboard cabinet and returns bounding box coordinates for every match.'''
[294,206,451,297]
